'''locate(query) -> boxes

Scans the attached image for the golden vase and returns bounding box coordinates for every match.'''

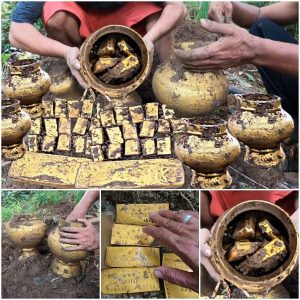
[2,99,31,160]
[174,118,240,189]
[48,220,89,278]
[228,94,294,168]
[4,214,46,259]
[3,58,51,118]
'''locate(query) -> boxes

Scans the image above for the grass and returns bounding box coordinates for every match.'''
[2,190,85,221]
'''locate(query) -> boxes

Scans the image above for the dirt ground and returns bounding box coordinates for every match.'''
[2,201,99,299]
[1,20,298,189]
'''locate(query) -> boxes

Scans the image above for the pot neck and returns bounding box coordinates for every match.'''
[186,118,228,137]
[2,99,21,116]
[8,60,41,76]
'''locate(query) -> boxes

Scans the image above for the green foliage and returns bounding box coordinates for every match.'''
[1,190,85,221]
[185,1,209,20]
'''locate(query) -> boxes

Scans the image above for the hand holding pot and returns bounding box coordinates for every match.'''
[143,210,199,292]
[208,1,233,23]
[60,218,99,251]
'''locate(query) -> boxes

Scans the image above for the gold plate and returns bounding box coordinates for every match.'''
[55,99,67,118]
[90,145,105,161]
[44,118,58,137]
[81,99,94,118]
[111,224,154,246]
[73,136,86,153]
[105,246,160,267]
[57,134,71,151]
[67,100,80,118]
[116,203,169,225]
[73,117,88,135]
[107,143,122,159]
[101,267,159,294]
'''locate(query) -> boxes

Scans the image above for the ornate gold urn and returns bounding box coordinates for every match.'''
[3,58,51,118]
[2,99,31,160]
[80,25,149,107]
[152,42,228,117]
[4,214,46,259]
[228,94,294,168]
[48,220,89,278]
[210,200,298,297]
[174,118,240,189]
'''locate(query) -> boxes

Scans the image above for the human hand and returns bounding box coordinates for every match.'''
[60,218,99,251]
[143,210,199,292]
[65,210,83,222]
[208,2,233,23]
[174,19,259,71]
[143,35,154,70]
[200,228,220,282]
[63,46,87,89]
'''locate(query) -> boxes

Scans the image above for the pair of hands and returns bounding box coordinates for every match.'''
[143,210,199,293]
[63,36,154,89]
[175,2,259,71]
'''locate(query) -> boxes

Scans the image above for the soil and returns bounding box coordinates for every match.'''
[2,201,99,299]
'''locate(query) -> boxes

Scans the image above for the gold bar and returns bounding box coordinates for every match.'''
[97,37,116,56]
[73,136,86,154]
[55,99,67,118]
[145,103,159,120]
[43,100,54,118]
[124,139,140,156]
[227,242,261,262]
[107,143,122,159]
[115,107,130,125]
[44,118,58,137]
[29,118,42,135]
[42,135,56,152]
[139,120,155,138]
[91,127,104,145]
[100,110,116,127]
[117,39,134,56]
[162,105,175,120]
[73,117,88,135]
[105,246,160,267]
[27,135,39,152]
[123,123,138,140]
[233,216,256,241]
[129,105,144,123]
[85,137,92,156]
[89,118,101,131]
[90,145,105,161]
[106,127,124,144]
[57,134,71,152]
[81,99,94,118]
[111,224,154,246]
[67,100,80,118]
[141,138,156,156]
[101,267,159,295]
[157,137,172,155]
[170,119,187,133]
[258,219,280,240]
[116,203,169,225]
[58,117,71,135]
[157,119,171,134]
[93,57,119,73]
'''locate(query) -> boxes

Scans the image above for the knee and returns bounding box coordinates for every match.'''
[249,17,274,37]
[46,11,68,35]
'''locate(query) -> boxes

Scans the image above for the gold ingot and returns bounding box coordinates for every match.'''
[58,117,71,135]
[162,105,175,119]
[107,143,122,159]
[73,117,88,135]
[9,152,91,188]
[145,102,159,120]
[115,107,130,125]
[67,100,80,118]
[85,137,92,156]
[73,136,86,153]
[4,214,46,259]
[174,118,240,189]
[101,267,159,294]
[42,135,56,152]
[258,219,280,239]
[100,110,116,127]
[163,253,199,299]
[117,39,134,56]
[233,215,256,241]
[3,58,51,118]
[157,137,171,155]
[111,224,154,246]
[139,120,155,137]
[27,135,39,152]
[57,134,71,151]
[97,37,116,56]
[89,118,101,131]
[124,139,140,156]
[93,57,119,73]
[44,118,58,137]
[228,94,294,168]
[105,246,160,267]
[157,119,170,134]
[106,126,124,144]
[227,241,260,262]
[81,99,94,118]
[141,138,156,156]
[55,99,67,118]
[43,100,54,117]
[116,203,169,225]
[91,145,105,161]
[29,118,42,135]
[48,220,89,278]
[91,127,104,145]
[123,123,138,140]
[129,105,144,123]
[2,99,31,160]
[210,200,299,294]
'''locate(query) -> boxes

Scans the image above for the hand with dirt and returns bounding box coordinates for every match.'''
[174,19,259,72]
[143,210,199,293]
[201,228,220,282]
[63,46,87,89]
[60,218,99,251]
[208,2,233,23]
[142,36,154,74]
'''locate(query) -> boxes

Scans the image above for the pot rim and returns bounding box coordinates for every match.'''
[8,58,40,75]
[2,99,21,115]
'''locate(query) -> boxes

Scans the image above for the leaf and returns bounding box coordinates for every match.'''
[245,72,255,82]
[237,77,252,89]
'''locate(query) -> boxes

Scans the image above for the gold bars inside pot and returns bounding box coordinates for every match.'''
[227,241,261,262]
[233,216,256,240]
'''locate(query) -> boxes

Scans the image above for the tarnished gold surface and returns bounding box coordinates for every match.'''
[91,127,104,145]
[258,219,279,239]
[48,220,89,278]
[43,100,54,117]
[163,253,199,299]
[157,119,171,133]
[4,214,46,260]
[44,118,58,137]
[111,224,154,246]
[116,203,169,225]
[106,127,124,144]
[228,94,294,168]
[58,117,71,135]
[2,143,27,161]
[27,135,39,152]
[233,216,256,240]
[105,246,160,267]
[93,57,119,73]
[145,102,159,120]
[101,267,159,294]
[152,60,228,117]
[55,99,67,118]
[124,139,140,156]
[123,123,138,140]
[67,100,80,118]
[100,110,116,127]
[42,135,56,152]
[73,117,88,135]
[74,136,86,153]
[227,242,260,262]
[81,99,94,118]
[57,134,71,151]
[29,118,42,135]
[129,105,144,123]
[140,120,155,137]
[107,143,122,159]
[91,145,105,161]
[141,138,156,156]
[157,137,171,155]
[22,102,44,119]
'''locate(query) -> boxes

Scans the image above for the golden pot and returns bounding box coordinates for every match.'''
[49,66,83,99]
[3,58,51,118]
[80,25,150,101]
[48,220,89,278]
[2,99,31,160]
[152,42,228,118]
[210,200,298,295]
[174,118,240,189]
[4,214,46,259]
[228,94,294,168]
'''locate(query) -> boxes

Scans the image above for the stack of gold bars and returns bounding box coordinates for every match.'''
[102,203,198,298]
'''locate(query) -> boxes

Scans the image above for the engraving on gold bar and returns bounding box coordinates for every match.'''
[139,120,156,138]
[67,100,80,118]
[100,110,116,127]
[124,139,140,156]
[73,117,88,135]
[81,99,94,118]
[91,127,104,145]
[129,105,144,123]
[57,134,71,151]
[106,127,124,144]
[44,118,58,137]
[55,99,67,118]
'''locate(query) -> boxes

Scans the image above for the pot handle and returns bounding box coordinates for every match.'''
[80,87,96,102]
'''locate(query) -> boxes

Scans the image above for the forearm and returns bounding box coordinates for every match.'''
[9,22,68,57]
[70,191,99,219]
[231,2,260,28]
[253,37,298,76]
[145,2,186,43]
